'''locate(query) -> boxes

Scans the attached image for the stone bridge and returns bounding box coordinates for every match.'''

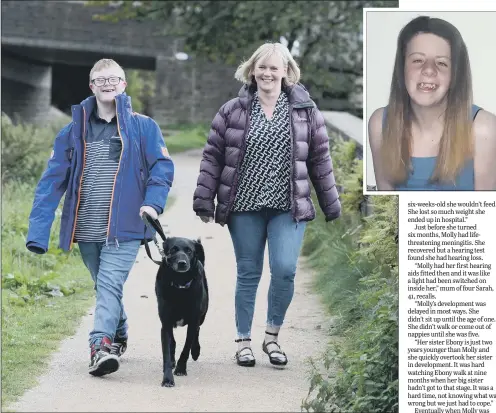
[1,0,239,126]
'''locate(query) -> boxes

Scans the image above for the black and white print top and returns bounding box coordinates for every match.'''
[74,109,121,243]
[232,91,292,212]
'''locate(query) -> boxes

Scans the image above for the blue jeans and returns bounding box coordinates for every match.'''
[228,208,307,338]
[78,240,141,347]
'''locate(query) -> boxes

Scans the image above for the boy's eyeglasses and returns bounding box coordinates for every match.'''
[91,76,124,87]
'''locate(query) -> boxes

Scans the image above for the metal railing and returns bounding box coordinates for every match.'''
[321,110,363,160]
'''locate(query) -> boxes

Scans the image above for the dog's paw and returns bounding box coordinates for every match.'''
[161,377,175,387]
[174,364,187,376]
[191,344,200,361]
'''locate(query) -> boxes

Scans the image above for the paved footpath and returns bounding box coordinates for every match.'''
[8,149,330,412]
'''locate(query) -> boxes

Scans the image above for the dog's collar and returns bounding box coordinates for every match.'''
[171,279,194,289]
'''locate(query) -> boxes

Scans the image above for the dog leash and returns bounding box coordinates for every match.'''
[141,213,195,290]
[141,211,167,265]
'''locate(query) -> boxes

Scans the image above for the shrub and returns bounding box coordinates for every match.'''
[124,69,155,115]
[1,114,69,185]
[1,182,85,306]
[301,137,399,413]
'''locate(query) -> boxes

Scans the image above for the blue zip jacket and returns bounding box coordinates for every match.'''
[26,93,174,254]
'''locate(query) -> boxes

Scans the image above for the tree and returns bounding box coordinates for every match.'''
[87,0,398,116]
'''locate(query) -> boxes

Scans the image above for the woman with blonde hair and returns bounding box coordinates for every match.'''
[368,15,496,190]
[193,42,341,367]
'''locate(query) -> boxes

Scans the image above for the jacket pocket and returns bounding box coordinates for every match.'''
[65,147,74,162]
[108,136,122,162]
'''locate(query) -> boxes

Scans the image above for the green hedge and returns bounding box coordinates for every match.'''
[1,113,69,184]
[302,138,399,413]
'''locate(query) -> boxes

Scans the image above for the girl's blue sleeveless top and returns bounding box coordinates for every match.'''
[381,105,481,191]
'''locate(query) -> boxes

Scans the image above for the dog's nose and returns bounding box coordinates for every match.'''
[177,260,187,270]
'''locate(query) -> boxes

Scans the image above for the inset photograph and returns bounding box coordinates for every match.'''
[364,10,496,192]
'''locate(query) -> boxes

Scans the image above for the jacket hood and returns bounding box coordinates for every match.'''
[237,82,315,108]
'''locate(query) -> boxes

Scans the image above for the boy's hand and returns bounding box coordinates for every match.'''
[140,206,158,220]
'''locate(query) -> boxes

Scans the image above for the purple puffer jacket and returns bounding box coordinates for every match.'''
[193,83,341,225]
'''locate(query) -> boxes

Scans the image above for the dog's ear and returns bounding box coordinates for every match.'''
[195,239,205,267]
[162,238,169,253]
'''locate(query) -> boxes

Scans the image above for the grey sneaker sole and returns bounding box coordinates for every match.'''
[89,354,120,377]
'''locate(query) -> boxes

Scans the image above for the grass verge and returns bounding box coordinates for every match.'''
[2,288,95,410]
[164,123,210,155]
[1,183,95,409]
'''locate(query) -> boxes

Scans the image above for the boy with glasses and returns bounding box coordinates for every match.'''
[26,59,174,376]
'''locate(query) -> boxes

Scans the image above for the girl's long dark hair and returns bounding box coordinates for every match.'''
[382,16,473,184]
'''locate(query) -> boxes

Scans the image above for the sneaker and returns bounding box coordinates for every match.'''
[89,337,120,376]
[110,337,127,357]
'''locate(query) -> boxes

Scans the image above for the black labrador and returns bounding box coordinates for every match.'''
[155,236,209,387]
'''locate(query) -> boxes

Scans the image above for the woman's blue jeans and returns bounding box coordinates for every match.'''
[227,208,307,339]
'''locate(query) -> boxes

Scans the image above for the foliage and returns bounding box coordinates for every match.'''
[1,114,69,184]
[1,182,88,305]
[86,0,398,114]
[301,137,399,413]
[124,69,156,115]
[1,181,95,407]
[329,138,366,216]
[164,123,209,154]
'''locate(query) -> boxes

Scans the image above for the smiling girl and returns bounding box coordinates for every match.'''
[368,16,496,191]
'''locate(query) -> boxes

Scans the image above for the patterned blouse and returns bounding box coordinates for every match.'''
[232,91,292,212]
